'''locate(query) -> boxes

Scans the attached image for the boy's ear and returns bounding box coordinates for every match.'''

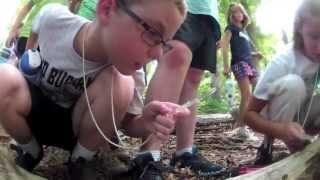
[96,0,116,23]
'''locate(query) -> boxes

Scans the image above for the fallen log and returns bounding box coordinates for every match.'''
[227,138,320,180]
[197,114,234,124]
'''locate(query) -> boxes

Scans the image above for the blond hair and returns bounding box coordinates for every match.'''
[227,3,251,28]
[294,0,320,51]
[119,0,186,17]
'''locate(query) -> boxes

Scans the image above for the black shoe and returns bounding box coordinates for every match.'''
[68,157,99,180]
[10,144,43,172]
[254,139,273,165]
[129,153,171,180]
[170,146,225,177]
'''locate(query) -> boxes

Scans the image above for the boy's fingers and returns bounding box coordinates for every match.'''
[173,107,190,119]
[153,121,173,135]
[155,115,175,130]
[155,132,170,142]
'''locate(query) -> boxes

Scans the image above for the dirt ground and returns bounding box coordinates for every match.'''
[0,114,290,180]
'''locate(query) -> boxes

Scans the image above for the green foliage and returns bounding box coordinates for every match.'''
[197,74,229,114]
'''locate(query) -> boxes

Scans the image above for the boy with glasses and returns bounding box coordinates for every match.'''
[0,0,191,179]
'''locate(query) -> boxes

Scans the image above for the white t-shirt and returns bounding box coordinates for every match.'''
[254,46,320,101]
[32,4,144,114]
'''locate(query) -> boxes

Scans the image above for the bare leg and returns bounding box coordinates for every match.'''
[72,67,135,151]
[176,68,203,149]
[142,41,192,150]
[237,77,252,127]
[0,64,33,144]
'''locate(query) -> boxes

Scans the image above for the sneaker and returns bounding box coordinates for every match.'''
[68,157,99,180]
[254,139,273,165]
[128,153,171,180]
[10,144,43,172]
[170,146,225,177]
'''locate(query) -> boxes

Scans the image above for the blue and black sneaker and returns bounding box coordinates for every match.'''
[10,144,43,172]
[170,146,225,177]
[128,152,172,180]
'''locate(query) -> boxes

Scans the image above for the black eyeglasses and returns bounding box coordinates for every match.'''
[117,0,172,52]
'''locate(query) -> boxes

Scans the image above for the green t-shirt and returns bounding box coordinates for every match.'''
[77,0,97,21]
[186,0,219,21]
[20,0,67,38]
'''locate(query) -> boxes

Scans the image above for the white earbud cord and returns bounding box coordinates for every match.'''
[81,24,151,150]
[300,69,319,128]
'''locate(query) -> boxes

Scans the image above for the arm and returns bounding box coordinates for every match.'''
[122,101,190,142]
[5,0,34,47]
[69,0,82,13]
[25,32,38,50]
[245,96,307,152]
[245,97,284,138]
[221,30,232,76]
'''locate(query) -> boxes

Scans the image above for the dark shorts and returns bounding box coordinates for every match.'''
[15,37,28,59]
[231,61,258,82]
[174,13,221,73]
[26,80,77,151]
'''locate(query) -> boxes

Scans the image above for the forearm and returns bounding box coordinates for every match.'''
[10,1,33,33]
[245,110,284,139]
[221,32,231,69]
[25,32,38,50]
[222,48,229,69]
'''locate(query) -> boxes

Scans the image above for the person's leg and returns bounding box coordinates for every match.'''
[171,14,224,177]
[237,77,251,126]
[69,67,134,179]
[0,64,42,171]
[140,41,192,151]
[176,67,203,149]
[128,41,191,180]
[255,74,307,165]
[72,67,134,155]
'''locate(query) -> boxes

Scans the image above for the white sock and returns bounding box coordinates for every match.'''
[175,147,193,157]
[71,142,97,162]
[138,150,161,161]
[18,137,41,159]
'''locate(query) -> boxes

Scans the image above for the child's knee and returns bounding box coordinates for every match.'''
[282,74,306,98]
[0,65,28,108]
[0,64,23,92]
[271,74,306,100]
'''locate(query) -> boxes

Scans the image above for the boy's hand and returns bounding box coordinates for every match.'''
[141,101,190,142]
[280,122,306,152]
[5,30,17,48]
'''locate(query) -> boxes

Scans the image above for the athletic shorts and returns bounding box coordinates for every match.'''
[26,79,77,151]
[15,37,28,59]
[174,13,221,73]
